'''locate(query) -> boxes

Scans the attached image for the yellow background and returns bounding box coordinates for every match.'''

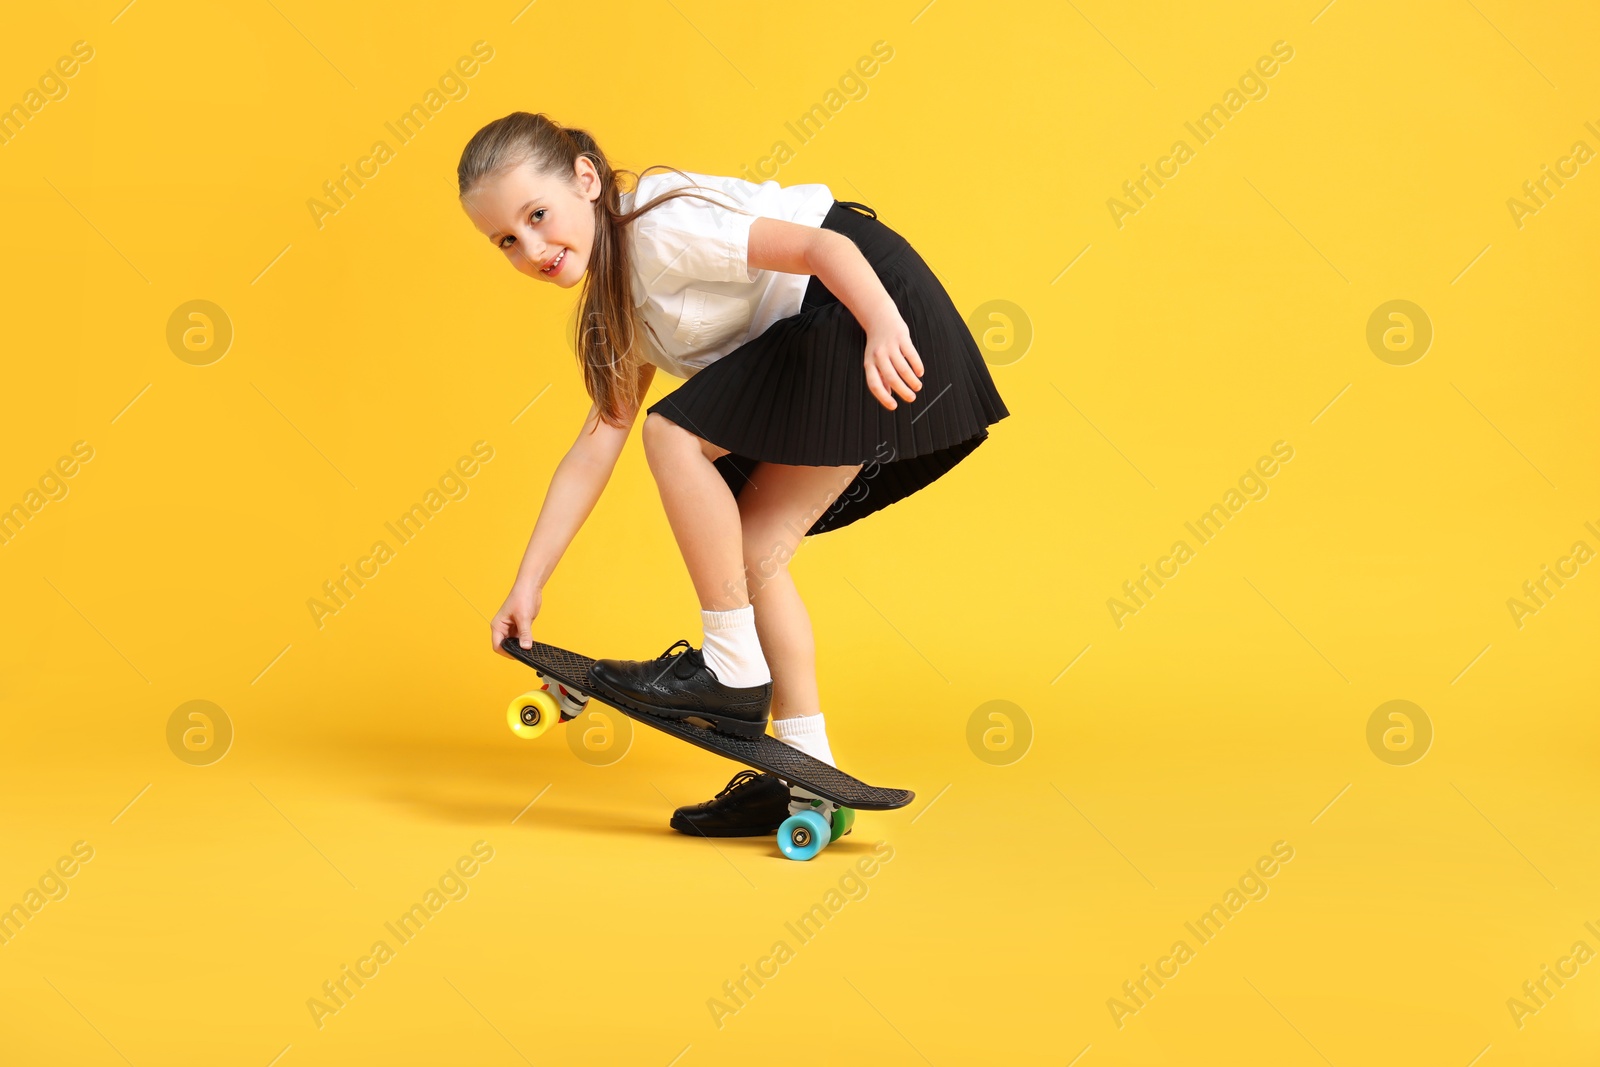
[2,0,1597,1063]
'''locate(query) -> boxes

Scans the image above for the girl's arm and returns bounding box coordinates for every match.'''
[493,361,656,655]
[515,360,657,588]
[748,216,924,411]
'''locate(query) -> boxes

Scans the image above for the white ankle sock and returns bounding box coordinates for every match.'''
[772,713,835,766]
[699,605,770,688]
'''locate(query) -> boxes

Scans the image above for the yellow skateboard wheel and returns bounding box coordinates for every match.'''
[507,689,560,740]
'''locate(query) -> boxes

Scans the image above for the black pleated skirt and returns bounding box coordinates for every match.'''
[645,199,1010,535]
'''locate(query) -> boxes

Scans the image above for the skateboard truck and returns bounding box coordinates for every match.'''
[785,785,855,854]
[543,680,589,721]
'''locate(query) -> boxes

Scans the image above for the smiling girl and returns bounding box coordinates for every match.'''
[458,112,1007,836]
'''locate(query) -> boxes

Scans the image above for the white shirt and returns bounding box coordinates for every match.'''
[620,170,834,378]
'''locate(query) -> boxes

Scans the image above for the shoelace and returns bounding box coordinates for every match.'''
[646,638,703,685]
[654,638,695,661]
[713,769,763,799]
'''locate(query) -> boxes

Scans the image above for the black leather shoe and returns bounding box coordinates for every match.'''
[589,638,772,737]
[670,769,791,837]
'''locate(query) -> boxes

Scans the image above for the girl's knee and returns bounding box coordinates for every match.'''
[643,412,727,465]
[641,411,675,447]
[642,412,688,467]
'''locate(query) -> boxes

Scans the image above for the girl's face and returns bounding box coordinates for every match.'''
[464,157,601,288]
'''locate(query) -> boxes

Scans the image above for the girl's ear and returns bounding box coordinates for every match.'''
[577,156,603,201]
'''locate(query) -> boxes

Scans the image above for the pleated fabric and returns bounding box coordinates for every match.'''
[645,199,1010,535]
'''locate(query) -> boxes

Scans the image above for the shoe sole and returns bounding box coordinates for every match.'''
[588,670,770,739]
[670,815,783,838]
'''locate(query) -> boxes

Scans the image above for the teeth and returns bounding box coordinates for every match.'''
[544,249,565,273]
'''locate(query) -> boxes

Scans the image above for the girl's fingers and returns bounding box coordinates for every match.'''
[864,362,895,409]
[867,332,925,407]
[880,351,916,401]
[886,347,921,396]
[905,341,924,377]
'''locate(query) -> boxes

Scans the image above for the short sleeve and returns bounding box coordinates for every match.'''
[631,177,756,285]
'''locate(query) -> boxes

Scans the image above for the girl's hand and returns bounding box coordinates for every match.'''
[491,578,543,658]
[864,313,924,410]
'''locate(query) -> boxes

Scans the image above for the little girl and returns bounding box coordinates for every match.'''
[458,112,1008,837]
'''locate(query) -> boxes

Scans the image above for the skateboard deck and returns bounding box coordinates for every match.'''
[502,637,914,812]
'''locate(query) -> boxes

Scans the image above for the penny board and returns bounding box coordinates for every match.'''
[503,638,914,811]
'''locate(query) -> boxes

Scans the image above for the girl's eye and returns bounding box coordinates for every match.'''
[498,210,546,250]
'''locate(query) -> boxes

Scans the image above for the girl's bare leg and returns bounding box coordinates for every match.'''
[641,412,745,612]
[736,461,864,720]
[640,410,863,719]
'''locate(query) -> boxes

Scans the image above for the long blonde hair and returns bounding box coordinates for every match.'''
[457,112,749,431]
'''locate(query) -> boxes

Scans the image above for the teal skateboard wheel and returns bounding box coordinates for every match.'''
[778,810,830,861]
